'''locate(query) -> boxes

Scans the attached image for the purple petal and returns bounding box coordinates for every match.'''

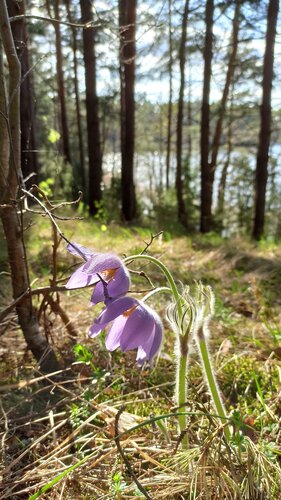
[92,296,137,327]
[65,265,100,289]
[89,322,105,338]
[136,346,149,365]
[136,309,163,365]
[107,266,130,297]
[90,266,131,305]
[105,315,127,351]
[146,320,163,362]
[119,305,155,351]
[136,327,155,365]
[84,253,123,274]
[90,281,106,305]
[66,242,94,259]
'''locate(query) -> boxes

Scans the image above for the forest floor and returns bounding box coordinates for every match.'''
[0,217,281,499]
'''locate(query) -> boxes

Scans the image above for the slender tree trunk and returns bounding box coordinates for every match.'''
[252,0,279,240]
[217,92,233,231]
[80,0,102,215]
[119,0,137,221]
[7,0,38,188]
[0,1,59,373]
[187,64,192,164]
[201,0,241,233]
[200,0,214,233]
[208,0,241,223]
[53,0,71,165]
[176,0,189,226]
[65,0,85,193]
[46,0,72,165]
[166,0,173,190]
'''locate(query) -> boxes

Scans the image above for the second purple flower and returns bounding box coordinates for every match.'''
[89,296,163,366]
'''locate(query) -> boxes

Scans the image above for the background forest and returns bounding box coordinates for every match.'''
[3,0,281,238]
[0,1,281,499]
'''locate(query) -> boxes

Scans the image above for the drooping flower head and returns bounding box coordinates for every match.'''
[65,242,130,305]
[89,296,163,366]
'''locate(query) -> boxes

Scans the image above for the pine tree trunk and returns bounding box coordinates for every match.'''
[52,0,72,165]
[176,0,189,226]
[208,0,241,226]
[119,0,137,221]
[65,0,86,193]
[200,0,214,233]
[0,1,59,373]
[8,0,39,188]
[80,0,102,215]
[252,0,279,240]
[166,0,173,190]
[217,104,233,231]
[201,0,240,233]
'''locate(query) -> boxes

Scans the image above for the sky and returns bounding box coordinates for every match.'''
[31,0,281,108]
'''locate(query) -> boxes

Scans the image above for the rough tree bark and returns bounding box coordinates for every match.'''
[0,1,59,373]
[201,0,241,233]
[208,0,241,229]
[216,90,234,231]
[7,0,39,188]
[252,0,279,240]
[47,0,72,165]
[175,0,189,226]
[166,0,173,190]
[80,0,102,215]
[65,0,85,193]
[200,0,214,233]
[119,0,137,221]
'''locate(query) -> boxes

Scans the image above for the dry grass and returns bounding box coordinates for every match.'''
[1,222,281,498]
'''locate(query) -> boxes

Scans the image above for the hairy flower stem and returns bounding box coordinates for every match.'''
[125,254,188,446]
[142,287,171,302]
[177,344,189,448]
[197,328,231,443]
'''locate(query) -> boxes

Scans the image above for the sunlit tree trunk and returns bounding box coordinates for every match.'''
[8,0,38,188]
[119,0,137,221]
[166,0,173,190]
[200,0,214,233]
[0,1,59,373]
[201,0,241,233]
[65,0,85,193]
[252,0,279,240]
[209,0,241,225]
[46,0,72,165]
[80,0,102,215]
[216,89,234,231]
[176,0,189,226]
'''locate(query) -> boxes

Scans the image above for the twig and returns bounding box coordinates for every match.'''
[0,285,66,323]
[21,187,86,261]
[141,231,163,255]
[128,269,155,289]
[9,14,105,29]
[114,406,152,500]
[47,294,78,339]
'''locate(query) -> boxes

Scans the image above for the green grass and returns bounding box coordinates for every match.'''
[1,214,281,499]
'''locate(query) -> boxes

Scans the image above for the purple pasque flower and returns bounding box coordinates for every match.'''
[65,242,130,305]
[89,296,163,366]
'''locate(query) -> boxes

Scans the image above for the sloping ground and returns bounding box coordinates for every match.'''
[0,223,281,498]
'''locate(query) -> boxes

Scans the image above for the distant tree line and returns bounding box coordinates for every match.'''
[2,0,280,241]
